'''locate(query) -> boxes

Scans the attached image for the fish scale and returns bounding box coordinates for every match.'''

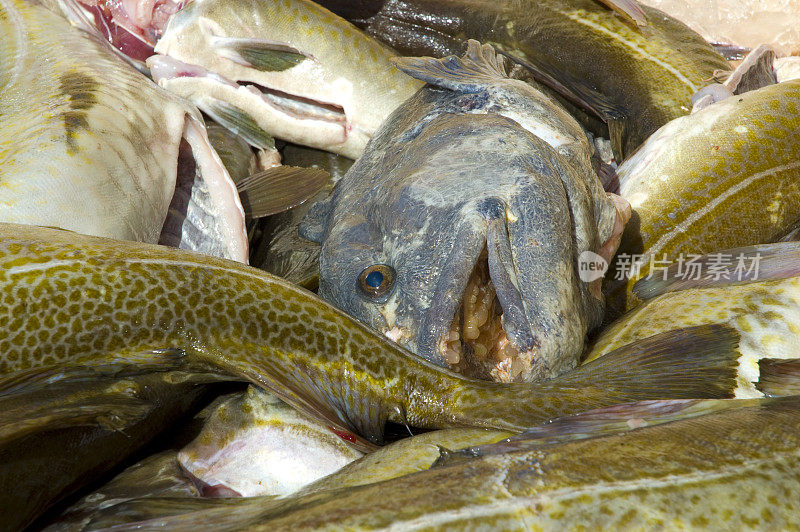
[607,80,800,314]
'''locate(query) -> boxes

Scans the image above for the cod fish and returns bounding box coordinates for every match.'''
[0,0,248,262]
[148,0,423,158]
[302,41,629,382]
[314,0,731,158]
[589,243,800,398]
[179,386,363,497]
[0,223,747,450]
[606,79,800,314]
[70,396,800,530]
[43,451,199,532]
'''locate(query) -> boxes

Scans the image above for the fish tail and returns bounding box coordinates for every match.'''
[568,323,741,401]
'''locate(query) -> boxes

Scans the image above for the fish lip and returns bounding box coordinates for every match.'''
[416,207,537,373]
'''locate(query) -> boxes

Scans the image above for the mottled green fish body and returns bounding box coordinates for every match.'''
[608,80,800,313]
[590,244,800,398]
[72,397,800,530]
[0,223,744,447]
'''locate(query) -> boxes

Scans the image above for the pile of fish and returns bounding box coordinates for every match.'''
[2,0,800,529]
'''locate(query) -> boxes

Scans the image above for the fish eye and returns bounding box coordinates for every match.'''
[357,264,395,299]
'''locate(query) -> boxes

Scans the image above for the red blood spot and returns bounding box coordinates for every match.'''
[329,426,358,443]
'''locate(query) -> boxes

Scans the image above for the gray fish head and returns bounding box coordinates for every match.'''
[313,113,614,382]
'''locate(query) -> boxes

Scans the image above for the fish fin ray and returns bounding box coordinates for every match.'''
[197,97,275,151]
[212,36,309,72]
[497,49,628,126]
[633,242,800,299]
[237,166,330,219]
[593,0,647,26]
[757,358,800,396]
[572,324,740,400]
[392,40,509,93]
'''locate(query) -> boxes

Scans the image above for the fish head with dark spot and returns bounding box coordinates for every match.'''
[309,112,609,382]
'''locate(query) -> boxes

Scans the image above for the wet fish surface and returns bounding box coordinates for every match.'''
[0,0,247,261]
[606,79,800,314]
[0,223,744,452]
[302,41,627,382]
[178,386,363,497]
[315,0,731,158]
[68,396,800,530]
[149,0,423,158]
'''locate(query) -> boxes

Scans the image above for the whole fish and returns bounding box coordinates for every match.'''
[606,79,800,314]
[302,42,629,382]
[178,386,363,497]
[0,0,247,262]
[70,396,800,530]
[314,0,731,158]
[589,243,800,398]
[0,223,744,451]
[148,0,423,158]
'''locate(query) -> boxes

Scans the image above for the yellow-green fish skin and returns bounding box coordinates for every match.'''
[0,223,741,444]
[153,0,423,158]
[0,0,245,259]
[315,0,731,157]
[81,397,800,530]
[588,276,800,397]
[608,80,800,313]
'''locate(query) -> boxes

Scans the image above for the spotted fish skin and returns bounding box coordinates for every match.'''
[588,276,800,398]
[0,0,246,261]
[0,223,743,445]
[607,80,800,313]
[314,0,731,157]
[77,397,800,530]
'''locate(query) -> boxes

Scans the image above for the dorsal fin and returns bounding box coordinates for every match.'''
[392,40,509,93]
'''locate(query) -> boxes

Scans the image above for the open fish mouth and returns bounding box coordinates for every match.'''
[440,246,524,380]
[420,220,546,382]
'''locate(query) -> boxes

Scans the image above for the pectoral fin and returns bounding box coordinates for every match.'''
[212,36,309,72]
[594,0,647,27]
[237,166,330,219]
[197,97,276,151]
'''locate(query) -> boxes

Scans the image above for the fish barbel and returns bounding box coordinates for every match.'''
[606,79,800,314]
[0,0,247,261]
[0,223,744,446]
[149,0,423,158]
